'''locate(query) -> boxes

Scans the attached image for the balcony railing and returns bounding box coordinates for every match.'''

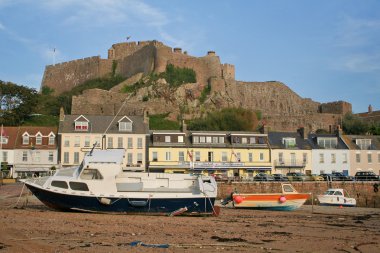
[274,159,306,168]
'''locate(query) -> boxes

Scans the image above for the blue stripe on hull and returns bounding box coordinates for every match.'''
[319,203,356,207]
[26,184,215,215]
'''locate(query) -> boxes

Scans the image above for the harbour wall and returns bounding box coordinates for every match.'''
[218,181,380,208]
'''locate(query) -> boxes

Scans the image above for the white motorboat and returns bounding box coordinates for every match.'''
[317,189,356,207]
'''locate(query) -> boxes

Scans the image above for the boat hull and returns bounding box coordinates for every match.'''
[317,195,356,207]
[25,183,216,215]
[233,193,310,211]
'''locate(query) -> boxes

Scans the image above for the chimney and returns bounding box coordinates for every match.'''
[143,110,149,129]
[182,120,187,132]
[336,125,343,137]
[59,107,65,122]
[297,127,305,139]
[368,104,373,113]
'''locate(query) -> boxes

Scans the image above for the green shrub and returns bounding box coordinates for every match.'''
[160,64,196,88]
[149,113,180,130]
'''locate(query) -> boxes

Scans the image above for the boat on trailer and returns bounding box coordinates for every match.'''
[317,189,356,207]
[222,183,310,211]
[22,149,218,216]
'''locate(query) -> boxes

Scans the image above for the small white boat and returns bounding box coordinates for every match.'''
[317,189,356,207]
[22,149,218,216]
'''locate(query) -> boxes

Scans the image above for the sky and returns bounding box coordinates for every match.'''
[0,0,380,113]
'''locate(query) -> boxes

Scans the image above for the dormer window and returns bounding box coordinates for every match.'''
[118,116,133,132]
[48,133,55,145]
[36,132,42,145]
[355,139,371,150]
[317,137,338,149]
[74,115,89,131]
[178,136,184,143]
[165,136,171,143]
[22,133,29,145]
[0,137,8,144]
[282,138,296,148]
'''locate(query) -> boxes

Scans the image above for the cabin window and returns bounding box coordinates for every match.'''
[51,180,68,189]
[80,169,103,180]
[283,185,295,193]
[333,191,343,196]
[69,182,89,191]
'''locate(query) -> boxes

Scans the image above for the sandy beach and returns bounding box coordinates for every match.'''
[0,183,379,252]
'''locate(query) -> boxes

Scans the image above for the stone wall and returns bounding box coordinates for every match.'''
[319,101,352,115]
[218,182,380,208]
[41,56,111,95]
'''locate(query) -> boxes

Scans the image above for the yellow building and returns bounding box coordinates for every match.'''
[148,131,271,179]
[59,114,149,171]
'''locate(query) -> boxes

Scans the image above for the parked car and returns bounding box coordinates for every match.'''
[309,174,324,181]
[286,172,308,181]
[319,173,338,181]
[331,172,354,181]
[254,173,275,181]
[212,173,228,182]
[355,171,379,181]
[273,174,289,181]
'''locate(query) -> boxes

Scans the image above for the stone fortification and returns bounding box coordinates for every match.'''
[41,39,350,132]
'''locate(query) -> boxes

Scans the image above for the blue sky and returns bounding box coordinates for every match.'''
[0,0,379,113]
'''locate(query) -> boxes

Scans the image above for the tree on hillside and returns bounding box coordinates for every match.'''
[0,81,38,126]
[342,113,369,135]
[188,108,258,131]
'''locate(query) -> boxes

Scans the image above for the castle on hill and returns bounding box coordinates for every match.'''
[41,40,352,133]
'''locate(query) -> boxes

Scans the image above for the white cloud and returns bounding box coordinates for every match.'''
[0,21,5,30]
[340,53,380,73]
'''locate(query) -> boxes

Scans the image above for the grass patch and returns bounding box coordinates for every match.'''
[22,115,59,127]
[149,113,180,130]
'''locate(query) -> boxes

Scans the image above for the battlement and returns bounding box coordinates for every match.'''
[319,101,352,115]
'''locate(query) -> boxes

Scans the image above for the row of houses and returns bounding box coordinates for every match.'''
[1,113,380,178]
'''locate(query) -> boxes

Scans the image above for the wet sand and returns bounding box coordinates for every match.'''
[0,183,379,252]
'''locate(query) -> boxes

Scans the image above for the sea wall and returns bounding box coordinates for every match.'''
[218,181,380,208]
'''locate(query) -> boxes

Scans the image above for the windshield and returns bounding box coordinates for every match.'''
[323,190,335,195]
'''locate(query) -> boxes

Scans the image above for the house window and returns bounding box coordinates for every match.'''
[342,153,347,163]
[200,136,205,143]
[368,153,372,163]
[22,151,28,162]
[319,153,324,163]
[331,153,336,164]
[128,138,133,148]
[317,137,337,149]
[248,153,253,162]
[2,151,8,162]
[48,151,54,162]
[356,139,371,150]
[64,137,70,147]
[34,151,41,162]
[48,135,55,145]
[75,121,88,131]
[127,153,133,165]
[259,153,264,161]
[119,122,132,131]
[212,136,218,143]
[23,135,29,145]
[250,137,256,144]
[242,137,247,144]
[0,137,8,144]
[165,152,171,161]
[219,137,224,143]
[179,151,185,162]
[233,136,240,144]
[193,136,199,143]
[236,152,241,162]
[36,135,42,145]
[152,152,158,162]
[206,136,212,143]
[84,136,90,147]
[137,153,143,164]
[74,136,80,147]
[137,138,143,149]
[279,152,284,163]
[208,152,214,162]
[165,136,171,143]
[303,153,307,164]
[63,152,69,164]
[118,137,123,148]
[178,136,184,143]
[195,151,201,162]
[356,153,361,163]
[107,137,113,149]
[222,152,228,162]
[283,138,296,148]
[74,152,80,164]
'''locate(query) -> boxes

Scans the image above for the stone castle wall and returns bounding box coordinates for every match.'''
[319,101,352,115]
[41,56,112,94]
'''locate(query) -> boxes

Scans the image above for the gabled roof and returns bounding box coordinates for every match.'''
[11,126,58,149]
[74,115,89,122]
[59,115,149,134]
[0,127,19,149]
[118,116,133,123]
[268,131,312,150]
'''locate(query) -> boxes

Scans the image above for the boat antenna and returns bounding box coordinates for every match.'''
[89,142,97,156]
